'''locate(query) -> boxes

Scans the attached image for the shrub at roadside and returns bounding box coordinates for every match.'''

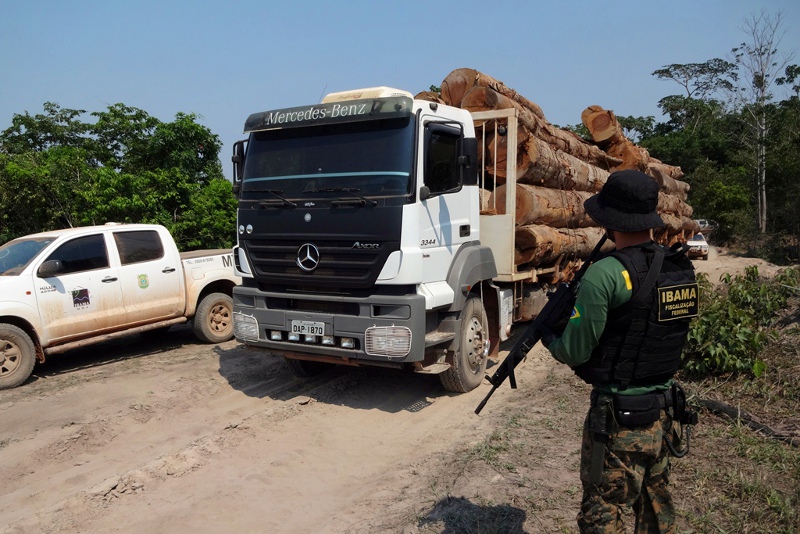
[682,266,799,376]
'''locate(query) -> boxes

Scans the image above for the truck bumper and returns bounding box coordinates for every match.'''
[232,286,427,364]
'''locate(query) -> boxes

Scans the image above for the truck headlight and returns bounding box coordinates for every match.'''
[233,313,259,342]
[364,326,411,358]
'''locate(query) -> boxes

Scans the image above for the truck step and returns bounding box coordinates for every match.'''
[413,362,451,375]
[424,331,455,347]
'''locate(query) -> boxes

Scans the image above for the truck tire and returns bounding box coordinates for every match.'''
[193,292,234,344]
[440,296,489,393]
[0,324,36,390]
[284,357,334,377]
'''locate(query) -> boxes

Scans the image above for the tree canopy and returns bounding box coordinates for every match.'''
[641,11,798,262]
[0,103,236,250]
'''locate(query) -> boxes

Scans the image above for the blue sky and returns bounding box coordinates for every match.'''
[2,1,798,178]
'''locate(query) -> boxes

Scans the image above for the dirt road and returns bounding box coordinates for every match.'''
[0,244,782,533]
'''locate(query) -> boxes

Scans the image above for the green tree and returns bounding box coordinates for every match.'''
[0,102,90,153]
[89,104,159,170]
[0,103,234,250]
[729,10,795,233]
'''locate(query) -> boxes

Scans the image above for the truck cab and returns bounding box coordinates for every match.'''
[231,88,498,392]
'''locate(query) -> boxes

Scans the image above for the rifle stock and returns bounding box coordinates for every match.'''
[474,235,608,414]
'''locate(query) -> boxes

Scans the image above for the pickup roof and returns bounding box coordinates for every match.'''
[0,223,240,389]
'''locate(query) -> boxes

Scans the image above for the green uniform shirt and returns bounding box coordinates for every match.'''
[547,254,671,395]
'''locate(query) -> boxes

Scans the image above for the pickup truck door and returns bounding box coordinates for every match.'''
[112,229,184,323]
[34,233,127,343]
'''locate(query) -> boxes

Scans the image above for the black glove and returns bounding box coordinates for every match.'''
[541,311,570,337]
[537,323,559,348]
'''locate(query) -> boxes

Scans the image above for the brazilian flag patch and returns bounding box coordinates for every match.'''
[657,283,699,321]
[569,306,581,324]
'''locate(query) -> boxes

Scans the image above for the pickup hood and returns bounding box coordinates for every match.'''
[0,276,41,323]
[0,276,37,303]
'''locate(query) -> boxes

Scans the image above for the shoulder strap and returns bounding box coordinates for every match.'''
[611,245,665,311]
[629,248,664,307]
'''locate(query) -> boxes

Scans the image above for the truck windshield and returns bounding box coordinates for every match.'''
[0,237,55,276]
[241,117,415,200]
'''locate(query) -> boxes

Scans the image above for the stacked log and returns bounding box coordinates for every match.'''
[418,68,698,272]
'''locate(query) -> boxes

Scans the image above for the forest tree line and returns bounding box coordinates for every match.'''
[1,12,797,262]
[567,11,799,264]
[0,104,237,250]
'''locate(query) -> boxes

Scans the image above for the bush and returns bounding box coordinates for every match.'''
[682,266,800,376]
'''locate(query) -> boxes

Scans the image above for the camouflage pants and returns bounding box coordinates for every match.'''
[577,409,675,533]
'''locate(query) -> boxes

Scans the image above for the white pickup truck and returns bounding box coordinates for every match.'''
[0,223,240,389]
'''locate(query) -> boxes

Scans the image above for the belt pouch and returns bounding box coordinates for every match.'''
[613,393,662,427]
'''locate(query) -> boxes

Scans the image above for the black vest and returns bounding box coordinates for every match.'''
[574,242,698,389]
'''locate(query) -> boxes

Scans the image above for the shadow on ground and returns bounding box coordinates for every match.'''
[418,496,527,533]
[215,342,468,414]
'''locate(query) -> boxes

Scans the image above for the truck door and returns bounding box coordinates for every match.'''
[34,233,127,342]
[112,229,183,323]
[419,121,474,283]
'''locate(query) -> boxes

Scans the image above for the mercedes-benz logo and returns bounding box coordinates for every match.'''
[296,243,320,272]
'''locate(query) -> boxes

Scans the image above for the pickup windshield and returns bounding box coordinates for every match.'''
[241,117,415,201]
[0,237,55,276]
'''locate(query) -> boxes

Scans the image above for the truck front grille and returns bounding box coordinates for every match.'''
[245,238,398,289]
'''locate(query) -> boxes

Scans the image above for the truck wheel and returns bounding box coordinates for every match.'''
[0,324,36,390]
[703,253,708,261]
[193,292,234,343]
[284,357,334,377]
[440,296,489,393]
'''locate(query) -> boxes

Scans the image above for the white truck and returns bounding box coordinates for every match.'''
[230,87,566,393]
[0,223,240,389]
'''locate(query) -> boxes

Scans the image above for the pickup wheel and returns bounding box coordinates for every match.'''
[193,292,234,343]
[440,296,489,393]
[0,324,36,390]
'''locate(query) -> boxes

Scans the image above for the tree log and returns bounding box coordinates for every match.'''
[582,105,688,190]
[658,192,694,218]
[514,226,609,266]
[698,398,800,448]
[413,90,445,104]
[463,86,621,170]
[485,130,610,192]
[490,184,596,228]
[648,163,689,200]
[440,68,547,120]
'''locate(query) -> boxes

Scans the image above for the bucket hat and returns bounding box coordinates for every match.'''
[584,170,664,232]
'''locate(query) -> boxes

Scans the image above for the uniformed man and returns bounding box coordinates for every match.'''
[541,169,699,533]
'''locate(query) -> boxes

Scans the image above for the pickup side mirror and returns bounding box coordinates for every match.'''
[37,259,64,278]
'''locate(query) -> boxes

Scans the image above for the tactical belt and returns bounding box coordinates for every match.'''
[591,389,672,427]
[586,385,697,485]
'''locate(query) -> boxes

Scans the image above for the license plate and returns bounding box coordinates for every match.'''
[291,320,325,336]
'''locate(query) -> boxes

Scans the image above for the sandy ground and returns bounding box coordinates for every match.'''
[0,243,781,534]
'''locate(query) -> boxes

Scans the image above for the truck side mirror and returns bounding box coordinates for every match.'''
[459,137,479,186]
[419,185,431,201]
[232,139,247,197]
[37,260,64,278]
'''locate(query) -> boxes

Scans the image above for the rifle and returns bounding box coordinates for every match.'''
[475,235,608,415]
